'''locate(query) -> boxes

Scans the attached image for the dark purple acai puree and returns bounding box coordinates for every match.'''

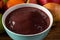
[5,7,50,35]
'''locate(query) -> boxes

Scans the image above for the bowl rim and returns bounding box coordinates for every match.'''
[2,3,53,36]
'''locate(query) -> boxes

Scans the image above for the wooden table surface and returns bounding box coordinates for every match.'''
[0,22,60,40]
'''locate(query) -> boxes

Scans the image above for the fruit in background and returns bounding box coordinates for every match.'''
[27,0,37,4]
[43,3,60,22]
[3,0,8,11]
[0,0,3,8]
[7,0,25,8]
[3,4,8,11]
[0,0,8,12]
[0,14,4,33]
[38,0,60,5]
[3,0,7,4]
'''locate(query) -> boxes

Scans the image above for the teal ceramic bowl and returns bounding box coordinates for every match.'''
[2,3,53,40]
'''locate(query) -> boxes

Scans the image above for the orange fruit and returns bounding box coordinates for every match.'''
[7,0,25,8]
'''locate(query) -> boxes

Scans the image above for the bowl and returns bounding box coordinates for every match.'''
[2,3,53,40]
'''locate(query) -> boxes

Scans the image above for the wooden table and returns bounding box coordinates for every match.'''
[0,23,60,40]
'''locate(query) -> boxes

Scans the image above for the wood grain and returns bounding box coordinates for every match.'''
[0,23,60,40]
[44,23,60,40]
